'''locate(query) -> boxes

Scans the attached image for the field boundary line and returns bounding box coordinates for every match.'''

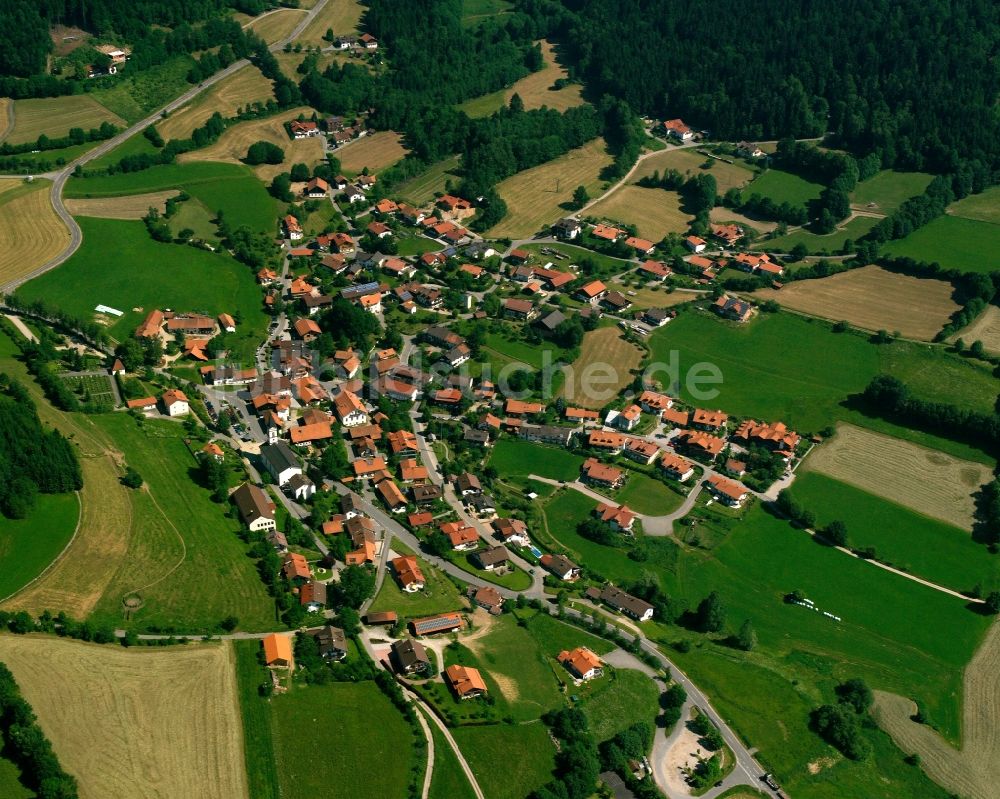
[0,490,82,605]
[120,483,188,599]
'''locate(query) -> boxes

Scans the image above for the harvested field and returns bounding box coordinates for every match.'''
[488,137,613,238]
[7,96,124,145]
[948,185,1000,226]
[0,636,248,799]
[753,265,959,341]
[295,0,363,46]
[587,185,689,240]
[65,190,179,220]
[179,107,325,182]
[560,326,644,408]
[608,283,704,310]
[873,619,1000,799]
[158,68,275,141]
[336,131,409,175]
[631,148,756,194]
[0,179,71,288]
[0,99,11,141]
[709,207,778,234]
[244,8,306,44]
[951,304,1000,354]
[802,423,991,530]
[511,41,583,112]
[396,155,462,205]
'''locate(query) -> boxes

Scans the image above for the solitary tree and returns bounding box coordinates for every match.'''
[735,619,757,651]
[572,184,589,208]
[696,591,726,633]
[824,520,848,547]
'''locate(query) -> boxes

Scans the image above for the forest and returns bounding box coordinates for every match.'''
[517,0,1000,174]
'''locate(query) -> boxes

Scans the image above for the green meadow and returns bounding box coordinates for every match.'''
[850,171,934,214]
[742,169,824,208]
[0,492,78,601]
[884,215,1000,275]
[758,215,879,253]
[488,439,584,481]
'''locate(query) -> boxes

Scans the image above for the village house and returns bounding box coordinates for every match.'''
[736,141,765,159]
[283,215,303,241]
[310,625,348,661]
[684,235,707,253]
[663,118,693,140]
[504,399,545,417]
[575,280,608,303]
[553,217,582,240]
[707,474,750,507]
[304,177,329,198]
[638,390,673,413]
[588,429,627,454]
[289,120,320,139]
[492,517,530,547]
[391,555,426,593]
[711,223,743,247]
[558,647,603,680]
[259,441,302,487]
[266,529,288,553]
[262,634,293,668]
[353,457,389,481]
[540,553,581,581]
[601,290,632,313]
[713,295,756,323]
[625,236,655,256]
[287,473,316,501]
[566,407,600,424]
[412,484,443,505]
[518,424,575,447]
[637,260,672,281]
[334,389,369,427]
[676,430,727,459]
[468,585,504,615]
[641,307,674,327]
[733,419,801,455]
[456,473,482,496]
[691,408,729,431]
[365,610,398,626]
[445,665,489,700]
[608,404,642,431]
[410,612,464,636]
[724,458,747,477]
[661,406,690,428]
[399,458,430,483]
[282,552,311,583]
[582,458,625,489]
[623,438,659,465]
[592,585,654,622]
[126,396,157,412]
[390,639,430,674]
[504,298,536,321]
[445,523,480,551]
[437,194,475,220]
[591,223,623,241]
[377,478,408,513]
[659,452,696,482]
[299,580,327,612]
[473,546,510,572]
[232,483,277,532]
[160,389,189,417]
[595,501,637,533]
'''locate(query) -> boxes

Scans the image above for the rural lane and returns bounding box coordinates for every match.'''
[0,0,332,294]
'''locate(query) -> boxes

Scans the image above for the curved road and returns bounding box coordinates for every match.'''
[0,0,332,294]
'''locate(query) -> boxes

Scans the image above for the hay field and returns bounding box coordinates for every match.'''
[609,282,704,310]
[802,423,991,530]
[295,0,363,46]
[158,68,275,141]
[873,619,1000,799]
[507,40,584,112]
[0,636,248,799]
[488,137,612,238]
[631,148,756,194]
[560,326,644,408]
[948,186,1000,226]
[179,107,324,182]
[709,207,778,233]
[0,179,71,288]
[337,131,409,175]
[753,265,959,340]
[587,185,689,240]
[0,98,11,141]
[8,96,124,145]
[65,190,179,220]
[951,304,1000,354]
[245,8,306,44]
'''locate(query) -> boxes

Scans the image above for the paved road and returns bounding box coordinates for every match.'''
[0,0,332,294]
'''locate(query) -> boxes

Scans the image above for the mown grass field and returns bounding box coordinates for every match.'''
[487,138,613,238]
[0,178,71,287]
[581,667,659,741]
[741,169,824,208]
[18,217,267,361]
[0,636,248,799]
[752,265,959,340]
[271,681,415,799]
[947,185,1000,225]
[426,711,477,799]
[758,215,879,254]
[789,471,999,593]
[158,66,276,141]
[369,550,467,618]
[0,492,78,602]
[67,161,278,233]
[850,170,933,214]
[395,155,462,205]
[65,189,179,220]
[84,414,276,632]
[802,423,991,531]
[884,215,1000,275]
[561,326,645,409]
[7,95,124,144]
[952,303,1000,354]
[294,0,364,46]
[233,640,280,799]
[336,130,409,175]
[245,7,307,43]
[451,722,556,799]
[489,439,584,481]
[632,148,757,194]
[615,473,685,516]
[587,185,690,240]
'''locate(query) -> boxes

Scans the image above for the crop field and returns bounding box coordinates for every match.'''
[948,185,1000,225]
[753,265,959,340]
[756,214,880,254]
[7,96,124,144]
[84,414,275,631]
[66,161,279,233]
[271,681,414,799]
[451,722,556,799]
[0,492,78,602]
[873,619,1000,799]
[561,325,644,408]
[178,107,326,182]
[789,472,1000,593]
[632,148,757,194]
[396,154,462,205]
[885,215,1000,275]
[368,550,467,618]
[18,217,268,361]
[741,169,824,208]
[669,503,991,745]
[65,189,180,219]
[487,137,613,238]
[0,179,71,288]
[158,67,275,141]
[951,303,1000,353]
[489,438,584,480]
[295,0,364,46]
[802,423,990,531]
[850,170,933,214]
[245,7,307,43]
[336,130,409,175]
[581,667,659,741]
[459,40,584,118]
[0,636,248,799]
[587,185,690,240]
